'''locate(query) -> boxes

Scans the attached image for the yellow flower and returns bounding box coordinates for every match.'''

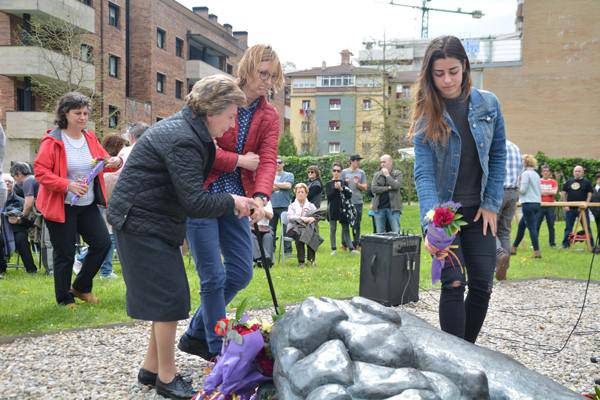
[426,209,435,222]
[261,320,273,333]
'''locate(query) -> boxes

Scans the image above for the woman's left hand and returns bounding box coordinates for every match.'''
[105,157,122,169]
[474,207,497,236]
[304,217,316,224]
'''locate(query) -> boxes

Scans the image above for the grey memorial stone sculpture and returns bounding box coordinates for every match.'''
[270,296,581,400]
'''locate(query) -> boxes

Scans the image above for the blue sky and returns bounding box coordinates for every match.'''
[178,0,518,69]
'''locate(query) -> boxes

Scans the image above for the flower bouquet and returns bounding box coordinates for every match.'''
[425,201,467,284]
[194,299,275,400]
[71,158,105,205]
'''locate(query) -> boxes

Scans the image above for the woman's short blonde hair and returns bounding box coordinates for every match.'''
[237,44,284,93]
[523,154,538,169]
[294,182,309,194]
[185,75,246,117]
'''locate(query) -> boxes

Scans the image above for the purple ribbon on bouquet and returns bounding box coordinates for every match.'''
[71,160,105,205]
[426,223,459,284]
[200,329,271,400]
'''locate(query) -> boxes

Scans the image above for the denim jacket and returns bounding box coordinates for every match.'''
[413,88,507,229]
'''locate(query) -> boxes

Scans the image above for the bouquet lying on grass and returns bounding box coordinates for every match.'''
[425,201,467,284]
[194,299,278,400]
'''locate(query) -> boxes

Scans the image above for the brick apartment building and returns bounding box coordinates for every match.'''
[0,0,273,169]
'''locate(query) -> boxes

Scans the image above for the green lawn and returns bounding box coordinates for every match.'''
[1,203,597,337]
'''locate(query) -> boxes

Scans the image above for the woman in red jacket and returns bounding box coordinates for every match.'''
[179,45,283,359]
[34,92,122,307]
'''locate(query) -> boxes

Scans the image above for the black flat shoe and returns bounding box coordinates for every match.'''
[137,368,157,386]
[177,334,218,361]
[155,374,195,399]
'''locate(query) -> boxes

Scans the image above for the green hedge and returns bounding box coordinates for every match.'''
[280,153,600,204]
[281,154,416,202]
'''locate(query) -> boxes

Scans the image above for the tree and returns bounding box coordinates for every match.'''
[19,16,105,133]
[278,128,298,156]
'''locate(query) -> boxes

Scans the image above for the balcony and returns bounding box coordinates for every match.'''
[0,0,95,33]
[0,46,95,89]
[5,111,53,140]
[186,59,229,81]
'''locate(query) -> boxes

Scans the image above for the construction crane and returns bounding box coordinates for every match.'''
[389,0,484,38]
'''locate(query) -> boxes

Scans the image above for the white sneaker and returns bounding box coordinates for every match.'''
[330,250,337,256]
[73,259,82,275]
[100,272,118,280]
[351,249,360,255]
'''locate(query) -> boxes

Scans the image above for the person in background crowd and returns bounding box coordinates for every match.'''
[270,158,294,253]
[561,165,594,249]
[590,172,600,253]
[306,165,322,209]
[411,36,506,343]
[34,92,122,307]
[74,133,129,279]
[511,154,542,258]
[287,183,317,267]
[180,44,283,363]
[371,154,403,233]
[108,75,255,399]
[342,154,367,248]
[537,164,558,248]
[494,139,522,280]
[3,174,37,274]
[326,162,357,255]
[116,122,151,166]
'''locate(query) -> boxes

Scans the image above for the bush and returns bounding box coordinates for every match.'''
[535,152,600,184]
[280,155,417,203]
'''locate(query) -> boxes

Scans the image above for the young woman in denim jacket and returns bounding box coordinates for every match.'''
[411,36,507,343]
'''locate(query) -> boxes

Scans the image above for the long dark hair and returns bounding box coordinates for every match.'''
[409,36,472,143]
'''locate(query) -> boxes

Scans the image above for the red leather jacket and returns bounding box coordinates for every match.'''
[205,96,280,199]
[34,128,114,223]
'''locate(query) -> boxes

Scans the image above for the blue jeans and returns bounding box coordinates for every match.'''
[513,203,541,251]
[76,232,115,276]
[562,208,594,248]
[185,214,253,353]
[536,206,556,246]
[374,208,400,233]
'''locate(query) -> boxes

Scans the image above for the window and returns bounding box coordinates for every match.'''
[226,64,233,74]
[78,0,92,7]
[328,142,341,154]
[328,120,340,132]
[329,98,341,110]
[292,78,316,88]
[108,2,119,27]
[317,75,354,87]
[108,55,119,78]
[362,121,371,132]
[175,37,183,57]
[80,44,93,63]
[402,85,411,98]
[301,121,310,133]
[363,99,372,110]
[156,73,165,93]
[108,105,119,129]
[362,143,372,155]
[301,143,310,154]
[156,117,163,122]
[157,28,166,49]
[175,80,183,99]
[301,100,311,110]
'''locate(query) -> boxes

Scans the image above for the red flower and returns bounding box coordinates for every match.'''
[214,318,230,336]
[433,207,455,227]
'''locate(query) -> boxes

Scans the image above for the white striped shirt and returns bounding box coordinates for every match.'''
[63,132,95,206]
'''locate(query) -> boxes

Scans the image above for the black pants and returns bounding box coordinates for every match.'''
[271,207,292,253]
[13,229,37,273]
[352,203,363,248]
[438,206,495,344]
[295,239,315,264]
[536,206,556,246]
[46,204,111,305]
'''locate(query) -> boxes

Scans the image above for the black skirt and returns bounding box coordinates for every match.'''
[115,229,190,321]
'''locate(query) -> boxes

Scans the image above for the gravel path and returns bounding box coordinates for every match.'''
[0,278,598,399]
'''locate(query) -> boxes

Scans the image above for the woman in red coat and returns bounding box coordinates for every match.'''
[179,45,283,359]
[35,92,122,307]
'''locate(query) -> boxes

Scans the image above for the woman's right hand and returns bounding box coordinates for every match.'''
[68,180,88,197]
[231,195,257,217]
[237,152,260,171]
